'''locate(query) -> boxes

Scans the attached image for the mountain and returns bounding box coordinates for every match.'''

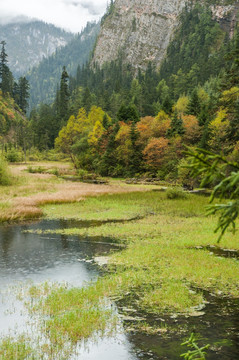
[0,20,74,77]
[92,0,239,71]
[26,21,100,110]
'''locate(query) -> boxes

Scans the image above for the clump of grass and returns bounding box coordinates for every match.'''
[78,169,97,180]
[166,187,188,200]
[0,157,13,186]
[27,165,46,174]
[0,335,34,360]
[30,284,117,349]
[47,167,59,176]
[140,280,204,314]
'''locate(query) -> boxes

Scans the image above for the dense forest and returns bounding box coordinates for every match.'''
[1,3,239,182]
[26,21,100,110]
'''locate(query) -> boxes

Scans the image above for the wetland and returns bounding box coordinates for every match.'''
[0,165,239,359]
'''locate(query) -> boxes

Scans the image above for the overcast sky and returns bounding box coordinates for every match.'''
[0,0,109,33]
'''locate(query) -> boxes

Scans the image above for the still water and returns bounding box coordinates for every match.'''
[0,220,138,359]
[0,220,239,359]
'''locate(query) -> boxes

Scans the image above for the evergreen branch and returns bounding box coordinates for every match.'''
[186,148,239,241]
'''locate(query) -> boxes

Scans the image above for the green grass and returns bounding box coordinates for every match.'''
[0,157,13,186]
[0,335,34,360]
[2,190,239,357]
[43,191,207,220]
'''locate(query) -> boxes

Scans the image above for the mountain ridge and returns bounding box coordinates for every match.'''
[0,20,74,77]
[92,0,239,71]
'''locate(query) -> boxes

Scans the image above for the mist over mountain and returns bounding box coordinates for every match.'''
[26,21,100,110]
[0,20,74,77]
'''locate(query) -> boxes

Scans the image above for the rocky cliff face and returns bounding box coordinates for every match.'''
[92,0,239,71]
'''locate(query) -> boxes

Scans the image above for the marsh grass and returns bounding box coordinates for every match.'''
[166,187,188,200]
[0,335,34,360]
[0,162,149,222]
[43,190,206,221]
[26,282,118,354]
[2,187,239,357]
[0,157,13,186]
[26,190,239,349]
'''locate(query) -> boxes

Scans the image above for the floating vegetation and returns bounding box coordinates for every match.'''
[0,190,239,358]
[0,335,35,360]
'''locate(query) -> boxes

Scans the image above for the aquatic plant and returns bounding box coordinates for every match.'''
[181,333,209,359]
[0,335,34,360]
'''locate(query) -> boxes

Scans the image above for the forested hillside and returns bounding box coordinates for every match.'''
[0,20,73,77]
[27,21,100,110]
[0,92,28,160]
[2,2,239,183]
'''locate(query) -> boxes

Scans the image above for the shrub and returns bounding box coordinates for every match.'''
[27,147,42,161]
[27,166,46,174]
[166,187,187,200]
[0,158,12,185]
[78,169,97,180]
[5,149,22,162]
[48,168,59,176]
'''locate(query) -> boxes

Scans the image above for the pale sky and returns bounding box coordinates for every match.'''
[0,0,109,33]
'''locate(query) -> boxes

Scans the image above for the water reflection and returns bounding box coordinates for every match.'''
[0,220,137,360]
[0,220,239,359]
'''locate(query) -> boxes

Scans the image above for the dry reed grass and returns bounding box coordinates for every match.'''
[0,163,149,222]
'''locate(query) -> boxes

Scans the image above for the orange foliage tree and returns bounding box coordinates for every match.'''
[182,115,201,144]
[143,137,169,169]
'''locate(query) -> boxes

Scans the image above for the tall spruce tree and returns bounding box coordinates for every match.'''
[0,41,13,96]
[167,111,185,137]
[18,77,30,114]
[59,66,70,125]
[187,88,201,116]
[223,31,239,88]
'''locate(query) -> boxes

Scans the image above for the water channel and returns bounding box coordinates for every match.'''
[0,219,239,359]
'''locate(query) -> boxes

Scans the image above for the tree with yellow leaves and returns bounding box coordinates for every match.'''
[208,109,230,153]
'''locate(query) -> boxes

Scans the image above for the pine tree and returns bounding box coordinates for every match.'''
[223,32,239,88]
[102,113,110,129]
[187,88,201,116]
[18,77,30,114]
[99,122,119,176]
[167,111,185,137]
[59,66,70,125]
[0,41,13,96]
[117,104,139,123]
[82,87,92,113]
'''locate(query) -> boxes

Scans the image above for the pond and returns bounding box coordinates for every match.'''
[0,220,138,359]
[0,220,239,359]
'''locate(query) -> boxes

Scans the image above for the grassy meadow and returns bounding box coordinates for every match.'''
[0,162,150,222]
[0,162,239,358]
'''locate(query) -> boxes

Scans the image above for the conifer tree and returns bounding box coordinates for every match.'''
[82,87,92,113]
[187,89,201,116]
[59,66,70,125]
[0,41,13,96]
[18,77,30,114]
[223,32,239,88]
[99,122,119,176]
[167,111,185,137]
